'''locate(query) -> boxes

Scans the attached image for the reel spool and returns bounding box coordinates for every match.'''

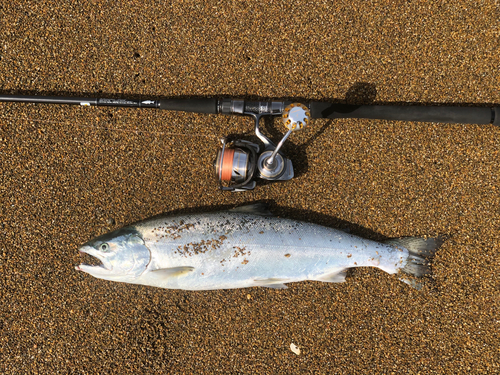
[215,140,259,191]
[215,103,310,191]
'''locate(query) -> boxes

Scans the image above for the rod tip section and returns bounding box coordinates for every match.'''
[493,107,500,126]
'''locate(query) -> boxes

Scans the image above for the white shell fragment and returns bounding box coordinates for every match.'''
[290,343,300,355]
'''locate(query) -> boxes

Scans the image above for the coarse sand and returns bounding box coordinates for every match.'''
[0,1,498,374]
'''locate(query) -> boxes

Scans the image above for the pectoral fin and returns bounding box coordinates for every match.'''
[151,266,195,278]
[253,277,289,289]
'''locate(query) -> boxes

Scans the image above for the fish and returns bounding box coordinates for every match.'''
[76,204,443,290]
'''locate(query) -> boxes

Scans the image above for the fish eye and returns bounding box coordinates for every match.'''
[99,243,110,252]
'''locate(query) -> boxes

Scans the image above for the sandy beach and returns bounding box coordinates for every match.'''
[0,1,498,373]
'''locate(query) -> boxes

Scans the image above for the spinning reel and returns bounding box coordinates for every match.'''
[215,102,310,191]
[0,93,498,192]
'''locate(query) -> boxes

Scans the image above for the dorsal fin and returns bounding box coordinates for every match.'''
[229,203,274,216]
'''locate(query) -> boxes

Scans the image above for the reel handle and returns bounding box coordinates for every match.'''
[265,103,310,167]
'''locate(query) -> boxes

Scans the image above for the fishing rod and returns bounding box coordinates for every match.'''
[1,93,498,191]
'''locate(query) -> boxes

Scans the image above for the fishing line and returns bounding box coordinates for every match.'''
[0,114,220,139]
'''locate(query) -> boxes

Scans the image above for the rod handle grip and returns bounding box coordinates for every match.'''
[310,102,498,125]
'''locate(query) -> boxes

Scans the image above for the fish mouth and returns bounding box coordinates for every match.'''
[75,245,112,274]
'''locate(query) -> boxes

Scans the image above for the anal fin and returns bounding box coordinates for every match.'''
[314,269,348,283]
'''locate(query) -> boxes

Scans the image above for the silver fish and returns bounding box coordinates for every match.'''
[76,204,442,290]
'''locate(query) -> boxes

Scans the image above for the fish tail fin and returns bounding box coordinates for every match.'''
[385,236,445,289]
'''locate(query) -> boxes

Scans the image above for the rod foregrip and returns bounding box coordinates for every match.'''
[310,102,498,125]
[158,98,217,114]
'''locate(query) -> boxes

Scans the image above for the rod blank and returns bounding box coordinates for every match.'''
[0,94,98,106]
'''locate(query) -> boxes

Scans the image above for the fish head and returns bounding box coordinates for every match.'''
[76,228,150,282]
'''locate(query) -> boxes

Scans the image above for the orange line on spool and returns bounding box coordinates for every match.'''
[220,148,235,181]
